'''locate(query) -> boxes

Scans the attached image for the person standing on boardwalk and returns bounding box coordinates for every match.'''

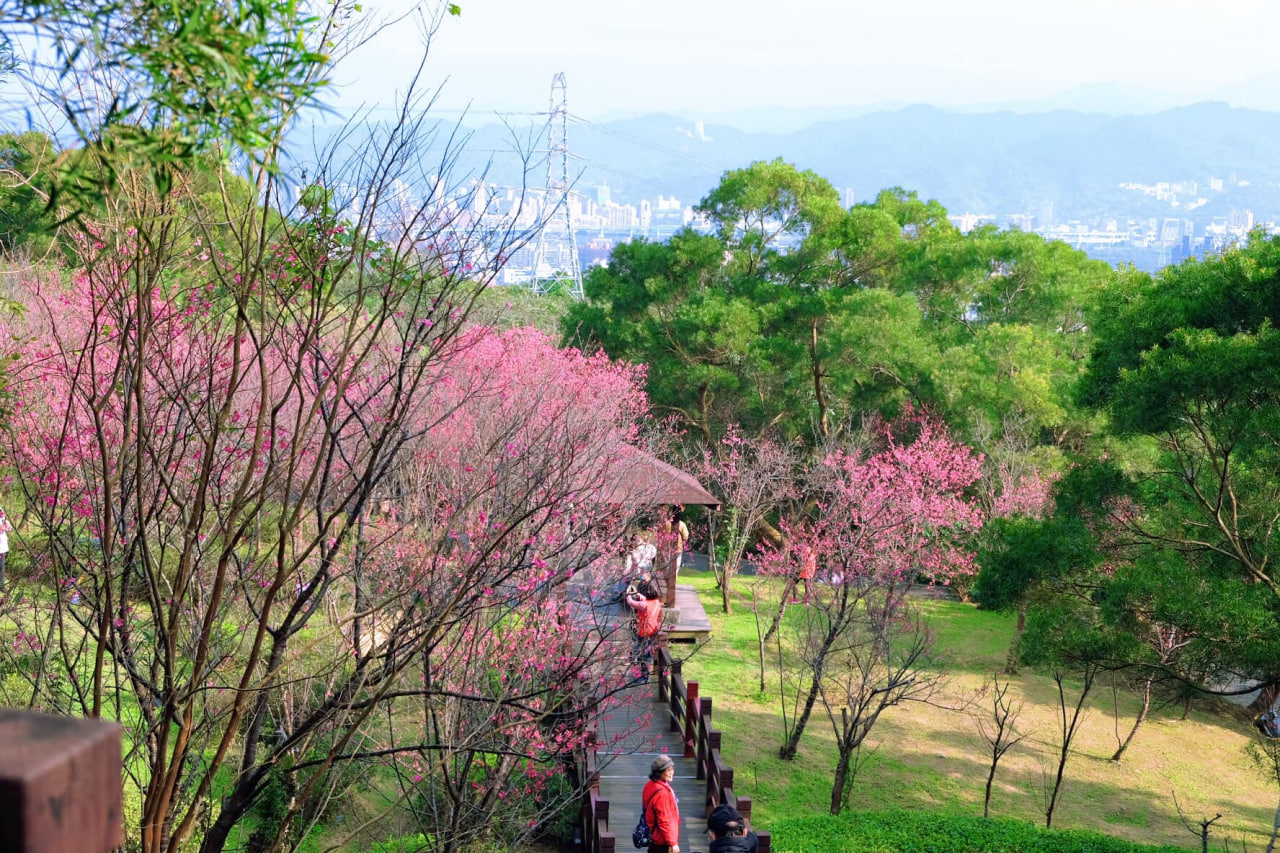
[671,508,690,584]
[643,754,681,853]
[625,532,657,576]
[625,580,663,682]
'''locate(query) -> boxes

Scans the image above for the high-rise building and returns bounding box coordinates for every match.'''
[1230,209,1255,231]
[1036,201,1054,232]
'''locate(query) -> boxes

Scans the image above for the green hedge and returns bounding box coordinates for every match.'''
[767,810,1189,853]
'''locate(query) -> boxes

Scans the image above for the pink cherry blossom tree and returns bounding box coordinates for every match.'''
[758,406,983,777]
[0,145,652,853]
[693,424,798,614]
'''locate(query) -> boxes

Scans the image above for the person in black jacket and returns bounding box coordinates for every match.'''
[706,804,758,853]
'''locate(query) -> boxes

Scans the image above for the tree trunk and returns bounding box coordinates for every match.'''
[779,632,833,760]
[199,766,269,853]
[830,743,852,815]
[1003,605,1026,675]
[983,756,998,818]
[1110,676,1152,762]
[811,320,829,440]
[240,636,289,777]
[1045,669,1095,828]
[720,554,734,615]
[762,580,794,646]
[751,593,767,693]
[1045,763,1063,828]
[756,517,783,548]
[1267,795,1280,853]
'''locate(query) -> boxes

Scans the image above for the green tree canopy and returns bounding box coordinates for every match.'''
[568,161,1111,466]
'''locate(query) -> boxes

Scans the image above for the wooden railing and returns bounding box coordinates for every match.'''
[580,644,772,853]
[581,731,617,853]
[0,710,122,853]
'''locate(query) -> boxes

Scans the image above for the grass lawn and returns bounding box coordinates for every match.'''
[676,572,1276,850]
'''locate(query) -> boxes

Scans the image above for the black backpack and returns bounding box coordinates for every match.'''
[632,786,660,848]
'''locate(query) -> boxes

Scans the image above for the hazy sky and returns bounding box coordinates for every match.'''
[327,0,1280,121]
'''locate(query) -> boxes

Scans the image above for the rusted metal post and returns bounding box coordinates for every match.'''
[0,710,122,853]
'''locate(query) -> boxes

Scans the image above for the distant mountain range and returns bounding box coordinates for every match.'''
[302,101,1280,225]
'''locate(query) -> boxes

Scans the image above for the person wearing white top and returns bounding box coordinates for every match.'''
[0,507,11,592]
[625,533,656,576]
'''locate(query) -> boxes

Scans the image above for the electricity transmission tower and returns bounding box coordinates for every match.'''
[530,72,583,298]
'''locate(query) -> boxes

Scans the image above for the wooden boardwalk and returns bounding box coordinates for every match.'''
[594,681,709,850]
[666,582,712,643]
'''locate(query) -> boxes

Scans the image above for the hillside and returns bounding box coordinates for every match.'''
[300,102,1280,223]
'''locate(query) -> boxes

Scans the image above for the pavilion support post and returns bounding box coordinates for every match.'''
[708,511,717,581]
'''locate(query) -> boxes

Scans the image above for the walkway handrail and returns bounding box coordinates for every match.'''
[579,644,771,853]
[658,644,773,852]
[0,710,122,853]
[581,727,617,853]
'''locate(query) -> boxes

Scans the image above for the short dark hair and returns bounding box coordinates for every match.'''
[707,803,745,837]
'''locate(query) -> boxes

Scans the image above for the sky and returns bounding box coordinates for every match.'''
[325,0,1280,125]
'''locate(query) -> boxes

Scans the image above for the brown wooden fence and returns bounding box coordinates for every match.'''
[0,710,123,853]
[581,644,771,852]
[6,662,767,853]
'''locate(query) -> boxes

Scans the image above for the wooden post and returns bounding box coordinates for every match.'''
[0,710,122,853]
[669,659,683,732]
[683,681,700,758]
[708,510,717,579]
[701,729,720,782]
[660,510,678,608]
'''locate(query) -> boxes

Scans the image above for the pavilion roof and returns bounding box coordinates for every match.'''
[608,443,721,508]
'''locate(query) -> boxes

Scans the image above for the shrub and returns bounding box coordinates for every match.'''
[768,810,1188,853]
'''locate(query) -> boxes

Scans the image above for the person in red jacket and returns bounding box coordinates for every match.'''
[642,754,681,853]
[783,544,818,605]
[625,580,663,683]
[797,543,817,604]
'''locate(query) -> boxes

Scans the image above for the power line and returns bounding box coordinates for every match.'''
[566,111,718,172]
